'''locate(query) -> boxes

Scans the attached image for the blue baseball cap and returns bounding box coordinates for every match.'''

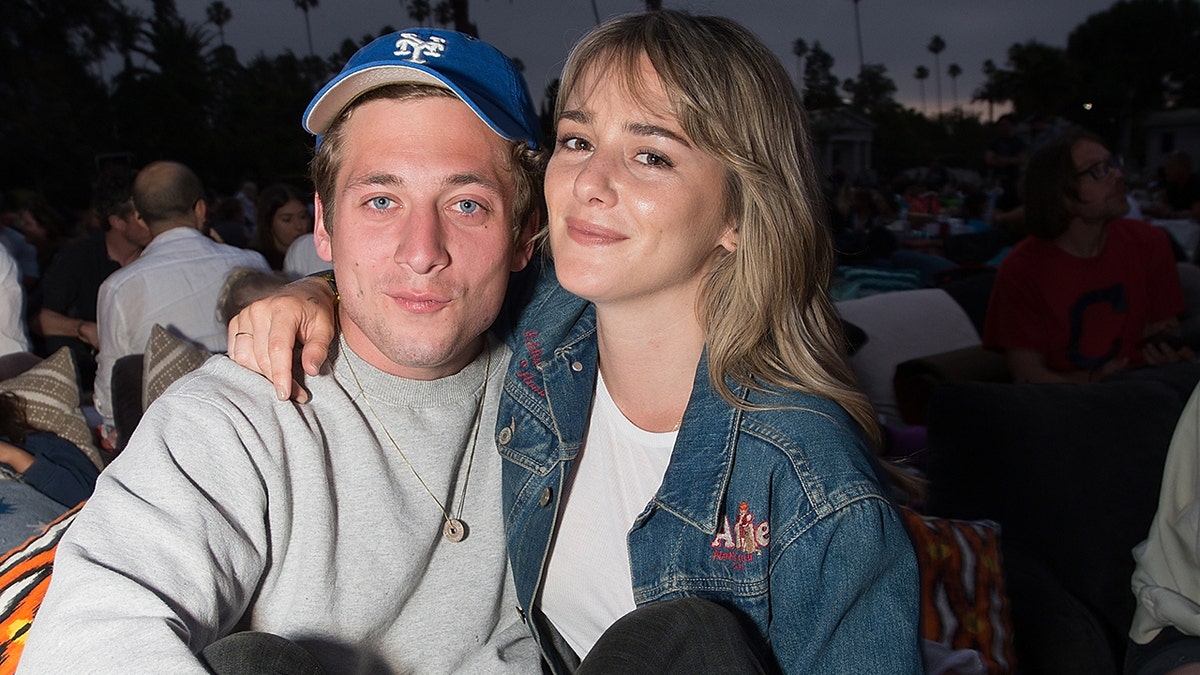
[303,28,540,149]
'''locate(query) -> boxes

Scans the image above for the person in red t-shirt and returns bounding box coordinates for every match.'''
[983,129,1195,383]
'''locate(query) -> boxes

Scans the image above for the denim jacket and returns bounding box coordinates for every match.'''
[496,269,922,674]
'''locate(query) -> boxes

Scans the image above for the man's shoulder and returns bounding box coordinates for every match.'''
[209,243,271,277]
[163,356,347,417]
[1108,217,1172,246]
[159,356,275,403]
[98,255,144,295]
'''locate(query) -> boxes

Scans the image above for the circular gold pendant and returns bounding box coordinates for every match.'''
[443,518,467,543]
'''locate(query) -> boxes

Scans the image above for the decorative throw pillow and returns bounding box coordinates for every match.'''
[0,505,79,673]
[900,506,1016,674]
[142,324,210,410]
[0,349,101,470]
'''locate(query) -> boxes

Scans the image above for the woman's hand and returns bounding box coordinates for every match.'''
[227,275,337,402]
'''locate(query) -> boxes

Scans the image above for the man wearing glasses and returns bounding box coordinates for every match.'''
[983,129,1194,383]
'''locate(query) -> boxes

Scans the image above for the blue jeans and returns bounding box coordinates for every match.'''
[0,478,70,553]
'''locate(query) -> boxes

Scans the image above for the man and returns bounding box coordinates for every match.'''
[90,161,269,429]
[983,129,1193,383]
[30,170,152,392]
[985,114,1027,183]
[17,28,543,673]
[985,115,1028,222]
[0,244,30,357]
[1128,379,1200,675]
[1156,151,1200,222]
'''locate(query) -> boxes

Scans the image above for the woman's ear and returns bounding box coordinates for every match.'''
[718,223,739,254]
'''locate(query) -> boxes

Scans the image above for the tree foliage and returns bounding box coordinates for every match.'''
[206,1,231,46]
[0,0,353,206]
[842,63,897,116]
[0,0,130,203]
[1065,0,1200,145]
[802,41,842,111]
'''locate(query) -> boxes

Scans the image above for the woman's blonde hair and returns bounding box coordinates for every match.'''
[558,12,884,453]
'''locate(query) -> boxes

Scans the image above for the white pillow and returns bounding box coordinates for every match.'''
[837,289,981,426]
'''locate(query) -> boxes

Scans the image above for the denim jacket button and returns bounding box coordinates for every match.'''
[497,426,513,445]
[538,487,553,507]
[571,361,583,372]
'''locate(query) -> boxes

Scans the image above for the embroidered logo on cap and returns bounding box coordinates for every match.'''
[393,33,446,64]
[711,502,769,571]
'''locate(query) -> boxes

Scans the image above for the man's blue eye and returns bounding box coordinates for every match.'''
[370,196,391,209]
[459,200,479,214]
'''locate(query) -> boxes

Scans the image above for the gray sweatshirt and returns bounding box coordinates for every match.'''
[19,339,538,674]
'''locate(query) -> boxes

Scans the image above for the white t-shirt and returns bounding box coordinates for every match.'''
[283,233,331,279]
[0,244,30,357]
[539,371,676,658]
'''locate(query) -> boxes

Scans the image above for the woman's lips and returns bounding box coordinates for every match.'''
[565,218,627,246]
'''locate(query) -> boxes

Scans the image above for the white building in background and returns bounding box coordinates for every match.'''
[1145,108,1200,176]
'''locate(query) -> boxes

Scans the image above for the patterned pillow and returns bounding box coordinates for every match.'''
[900,506,1016,674]
[0,349,102,469]
[142,325,210,409]
[0,505,79,673]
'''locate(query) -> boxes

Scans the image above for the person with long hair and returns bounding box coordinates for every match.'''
[0,392,97,508]
[229,11,920,672]
[253,183,312,270]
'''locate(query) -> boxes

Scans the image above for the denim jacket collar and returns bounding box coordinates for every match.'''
[531,300,745,536]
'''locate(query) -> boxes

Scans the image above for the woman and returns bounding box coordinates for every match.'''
[0,391,98,508]
[253,183,312,270]
[231,12,920,673]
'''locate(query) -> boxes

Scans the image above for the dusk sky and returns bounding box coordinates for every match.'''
[134,0,1117,117]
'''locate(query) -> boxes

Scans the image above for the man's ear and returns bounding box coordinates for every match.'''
[510,212,540,272]
[313,195,334,263]
[193,198,207,226]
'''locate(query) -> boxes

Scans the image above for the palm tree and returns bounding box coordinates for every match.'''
[406,0,432,25]
[914,65,930,115]
[977,59,1000,122]
[947,62,962,112]
[206,1,232,47]
[291,0,318,57]
[927,35,946,117]
[851,0,864,76]
[792,38,808,89]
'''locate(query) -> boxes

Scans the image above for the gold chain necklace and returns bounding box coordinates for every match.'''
[343,340,490,543]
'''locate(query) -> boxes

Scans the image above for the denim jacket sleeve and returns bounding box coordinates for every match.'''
[769,495,922,672]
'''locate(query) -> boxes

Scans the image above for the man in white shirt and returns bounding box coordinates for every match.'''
[0,244,31,356]
[92,161,268,427]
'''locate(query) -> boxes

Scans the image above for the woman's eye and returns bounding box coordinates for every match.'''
[635,152,673,168]
[559,136,591,152]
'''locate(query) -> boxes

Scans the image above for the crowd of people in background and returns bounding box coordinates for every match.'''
[3,12,1200,669]
[0,169,329,384]
[5,110,1200,405]
[0,165,330,515]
